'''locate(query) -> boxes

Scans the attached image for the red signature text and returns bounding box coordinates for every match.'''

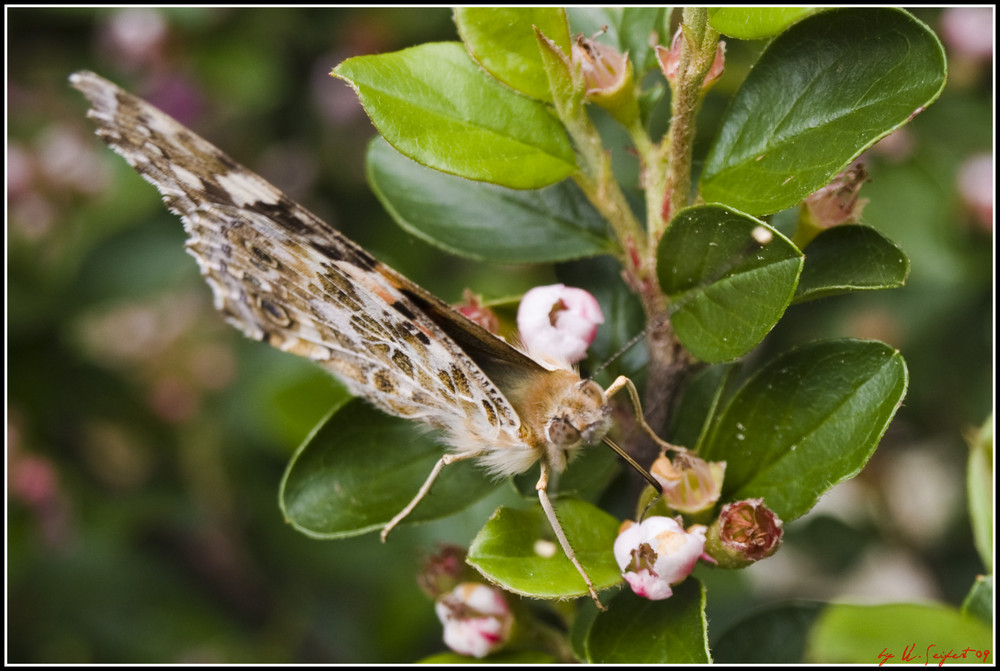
[878,644,991,666]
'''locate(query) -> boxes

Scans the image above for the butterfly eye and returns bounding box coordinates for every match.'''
[546,416,581,447]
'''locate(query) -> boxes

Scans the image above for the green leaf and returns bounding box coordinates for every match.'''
[333,42,577,189]
[586,581,711,663]
[713,602,824,663]
[962,575,992,624]
[701,8,947,215]
[806,603,993,664]
[658,205,803,363]
[701,339,908,522]
[794,225,910,302]
[279,400,500,537]
[967,414,993,573]
[568,7,671,74]
[366,137,614,263]
[569,599,601,663]
[670,363,739,450]
[708,8,819,40]
[455,7,570,102]
[467,498,621,599]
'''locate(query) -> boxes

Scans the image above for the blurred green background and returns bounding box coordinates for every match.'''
[7,7,993,663]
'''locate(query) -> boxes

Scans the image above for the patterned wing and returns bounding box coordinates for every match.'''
[70,70,529,447]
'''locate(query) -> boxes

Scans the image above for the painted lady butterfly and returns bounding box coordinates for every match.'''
[72,70,661,606]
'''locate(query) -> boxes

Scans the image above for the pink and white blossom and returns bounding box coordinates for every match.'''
[435,583,513,659]
[614,516,707,601]
[517,284,604,365]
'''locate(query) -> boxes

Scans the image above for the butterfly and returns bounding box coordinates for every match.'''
[71,70,663,607]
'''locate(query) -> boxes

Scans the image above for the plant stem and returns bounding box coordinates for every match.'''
[658,8,721,242]
[635,8,721,446]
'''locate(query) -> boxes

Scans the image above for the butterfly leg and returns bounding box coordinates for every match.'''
[536,460,605,609]
[604,375,688,456]
[381,451,482,542]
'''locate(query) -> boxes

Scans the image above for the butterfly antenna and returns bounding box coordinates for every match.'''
[602,436,662,495]
[590,324,651,379]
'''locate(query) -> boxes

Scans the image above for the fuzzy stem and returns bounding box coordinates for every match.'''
[658,8,721,240]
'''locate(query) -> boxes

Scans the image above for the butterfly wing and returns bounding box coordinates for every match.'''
[70,70,533,448]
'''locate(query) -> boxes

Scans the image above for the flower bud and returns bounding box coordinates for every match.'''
[613,516,707,601]
[801,161,870,230]
[651,452,726,516]
[455,289,500,335]
[435,583,513,659]
[656,29,726,90]
[572,36,638,126]
[705,498,783,568]
[417,544,468,599]
[517,284,604,365]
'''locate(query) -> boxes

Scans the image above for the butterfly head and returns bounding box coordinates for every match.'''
[543,378,612,472]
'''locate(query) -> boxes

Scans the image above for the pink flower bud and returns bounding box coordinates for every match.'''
[613,516,707,601]
[656,30,684,82]
[517,284,604,365]
[656,29,726,90]
[651,452,726,515]
[435,583,513,659]
[705,498,784,568]
[704,41,727,89]
[801,161,870,229]
[417,544,468,599]
[455,289,500,335]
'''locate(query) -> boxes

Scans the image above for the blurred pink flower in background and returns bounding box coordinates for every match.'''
[956,153,994,233]
[940,7,994,61]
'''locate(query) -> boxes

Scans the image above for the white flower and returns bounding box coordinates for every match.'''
[435,583,513,659]
[517,284,604,365]
[614,517,707,601]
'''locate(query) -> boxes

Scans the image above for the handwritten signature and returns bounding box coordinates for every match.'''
[878,644,991,666]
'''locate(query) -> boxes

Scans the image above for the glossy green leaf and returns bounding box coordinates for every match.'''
[366,137,614,263]
[658,205,803,363]
[794,225,910,302]
[701,8,947,215]
[569,600,601,663]
[586,581,711,663]
[333,42,577,189]
[455,7,570,102]
[280,400,499,537]
[670,363,739,450]
[806,603,993,664]
[967,414,993,573]
[467,498,621,599]
[708,7,819,39]
[713,602,824,663]
[701,339,908,522]
[568,7,671,74]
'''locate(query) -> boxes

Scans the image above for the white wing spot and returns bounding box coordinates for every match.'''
[171,163,205,191]
[217,170,280,207]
